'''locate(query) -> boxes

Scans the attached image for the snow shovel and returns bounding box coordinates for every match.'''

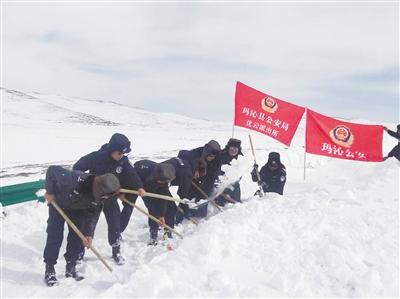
[120,188,199,225]
[176,205,199,226]
[119,196,183,239]
[191,182,223,212]
[50,201,113,272]
[120,188,188,204]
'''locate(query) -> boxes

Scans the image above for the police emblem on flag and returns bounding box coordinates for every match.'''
[329,125,354,148]
[261,96,278,113]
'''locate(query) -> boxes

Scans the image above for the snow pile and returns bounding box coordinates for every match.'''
[1,88,398,297]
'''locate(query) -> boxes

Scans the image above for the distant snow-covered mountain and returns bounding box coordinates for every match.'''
[2,87,226,129]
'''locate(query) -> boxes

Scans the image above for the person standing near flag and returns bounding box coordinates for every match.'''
[383,125,400,161]
[251,152,287,195]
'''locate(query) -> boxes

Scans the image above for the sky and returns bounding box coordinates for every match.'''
[1,1,399,123]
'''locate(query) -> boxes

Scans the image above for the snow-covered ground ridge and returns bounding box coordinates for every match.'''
[1,87,398,298]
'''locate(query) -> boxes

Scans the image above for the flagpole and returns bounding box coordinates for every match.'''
[303,108,307,181]
[303,146,307,181]
[232,82,237,138]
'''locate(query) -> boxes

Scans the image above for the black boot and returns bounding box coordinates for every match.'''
[148,229,158,246]
[65,261,84,281]
[163,229,173,240]
[44,264,58,287]
[112,246,125,265]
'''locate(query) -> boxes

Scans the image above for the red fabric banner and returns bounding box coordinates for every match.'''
[234,81,305,146]
[306,109,384,162]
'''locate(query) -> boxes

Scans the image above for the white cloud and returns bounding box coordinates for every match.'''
[2,2,399,122]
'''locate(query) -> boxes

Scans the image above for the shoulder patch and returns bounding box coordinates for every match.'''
[116,166,123,174]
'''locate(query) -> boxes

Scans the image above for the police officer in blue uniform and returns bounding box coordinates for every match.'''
[73,133,145,264]
[251,152,287,195]
[134,160,177,245]
[43,165,120,286]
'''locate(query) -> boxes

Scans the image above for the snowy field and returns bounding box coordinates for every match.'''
[1,87,399,298]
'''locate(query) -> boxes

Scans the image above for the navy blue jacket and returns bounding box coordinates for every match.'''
[387,129,400,141]
[387,129,400,160]
[45,165,103,236]
[178,147,221,196]
[134,160,171,216]
[162,157,196,199]
[73,144,143,190]
[251,164,286,195]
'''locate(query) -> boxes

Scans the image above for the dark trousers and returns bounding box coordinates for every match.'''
[216,182,242,206]
[43,205,84,265]
[102,198,122,247]
[120,193,138,233]
[77,197,122,260]
[175,203,190,224]
[119,175,140,233]
[389,144,400,161]
[143,198,177,232]
[263,182,285,195]
[165,201,178,229]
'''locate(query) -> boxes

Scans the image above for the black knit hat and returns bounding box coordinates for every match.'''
[149,163,176,182]
[226,138,244,156]
[108,133,131,153]
[267,152,281,165]
[201,140,221,159]
[92,173,120,199]
[227,138,241,148]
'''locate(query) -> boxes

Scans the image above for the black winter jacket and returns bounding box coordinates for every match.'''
[45,165,103,236]
[162,157,196,199]
[251,164,286,195]
[387,129,400,160]
[134,160,172,217]
[387,129,400,141]
[178,147,221,197]
[73,144,143,189]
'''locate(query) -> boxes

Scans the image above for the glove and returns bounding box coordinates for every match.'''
[258,181,268,189]
[181,198,192,204]
[226,185,235,191]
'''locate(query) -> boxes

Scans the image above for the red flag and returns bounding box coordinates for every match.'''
[234,81,305,146]
[306,109,384,162]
